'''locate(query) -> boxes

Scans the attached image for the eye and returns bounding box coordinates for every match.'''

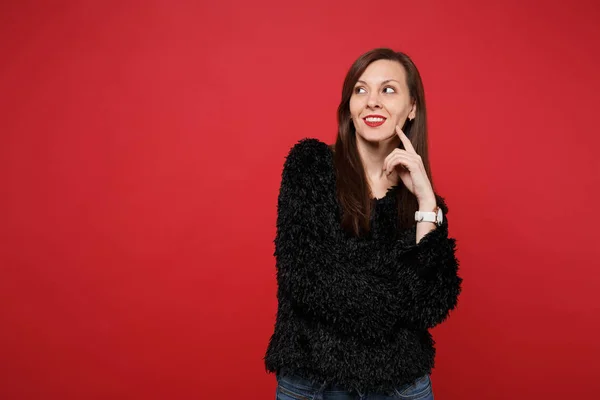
[383,86,396,94]
[354,87,366,94]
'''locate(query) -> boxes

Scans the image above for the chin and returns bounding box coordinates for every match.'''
[356,130,395,144]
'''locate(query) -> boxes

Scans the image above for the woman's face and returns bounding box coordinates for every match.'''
[349,59,416,143]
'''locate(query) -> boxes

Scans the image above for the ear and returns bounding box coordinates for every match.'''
[408,102,417,120]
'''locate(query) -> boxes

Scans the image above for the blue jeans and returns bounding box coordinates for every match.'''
[275,371,434,400]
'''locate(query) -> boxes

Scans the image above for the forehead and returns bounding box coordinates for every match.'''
[357,59,407,84]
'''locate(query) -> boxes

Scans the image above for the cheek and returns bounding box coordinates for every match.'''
[386,101,411,120]
[349,97,363,117]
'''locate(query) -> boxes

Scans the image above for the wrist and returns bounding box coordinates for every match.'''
[418,199,437,211]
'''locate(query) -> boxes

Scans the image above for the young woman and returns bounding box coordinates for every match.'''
[264,48,462,400]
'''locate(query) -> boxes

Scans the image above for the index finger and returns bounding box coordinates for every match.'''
[396,125,417,154]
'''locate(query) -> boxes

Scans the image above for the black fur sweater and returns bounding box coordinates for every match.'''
[264,138,462,394]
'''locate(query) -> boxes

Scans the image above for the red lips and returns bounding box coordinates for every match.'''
[362,115,387,127]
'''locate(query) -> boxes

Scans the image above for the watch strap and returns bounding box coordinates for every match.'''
[415,206,443,226]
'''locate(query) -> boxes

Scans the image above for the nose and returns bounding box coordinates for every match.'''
[367,91,382,109]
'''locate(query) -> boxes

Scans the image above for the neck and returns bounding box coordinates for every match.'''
[356,134,401,182]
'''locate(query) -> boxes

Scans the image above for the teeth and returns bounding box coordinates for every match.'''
[366,117,384,122]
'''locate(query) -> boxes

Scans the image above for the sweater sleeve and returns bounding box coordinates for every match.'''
[274,139,403,340]
[374,194,462,330]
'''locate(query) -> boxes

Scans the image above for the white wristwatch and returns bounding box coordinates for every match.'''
[415,206,443,226]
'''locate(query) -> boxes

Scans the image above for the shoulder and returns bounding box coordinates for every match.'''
[280,138,335,190]
[284,138,333,168]
[284,138,333,177]
[434,192,450,215]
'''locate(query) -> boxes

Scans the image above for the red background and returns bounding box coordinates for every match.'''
[1,1,599,399]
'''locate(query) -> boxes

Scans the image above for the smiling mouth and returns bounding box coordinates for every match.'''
[363,116,386,127]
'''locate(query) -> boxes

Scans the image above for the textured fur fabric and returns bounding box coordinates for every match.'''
[264,138,462,394]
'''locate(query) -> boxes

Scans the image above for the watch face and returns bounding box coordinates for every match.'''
[437,208,443,225]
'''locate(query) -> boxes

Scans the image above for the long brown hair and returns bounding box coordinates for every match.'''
[333,48,434,237]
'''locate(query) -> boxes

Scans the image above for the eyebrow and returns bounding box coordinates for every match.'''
[356,79,401,85]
